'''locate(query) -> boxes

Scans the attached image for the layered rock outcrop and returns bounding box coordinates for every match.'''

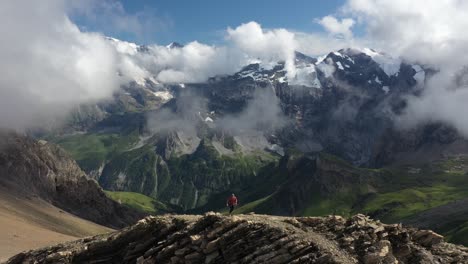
[8,213,468,264]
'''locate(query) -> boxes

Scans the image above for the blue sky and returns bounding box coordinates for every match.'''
[73,0,346,45]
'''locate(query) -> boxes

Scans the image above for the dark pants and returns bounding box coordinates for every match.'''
[229,205,235,214]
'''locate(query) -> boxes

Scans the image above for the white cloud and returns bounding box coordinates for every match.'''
[294,32,362,56]
[114,22,302,84]
[0,0,119,130]
[226,22,297,78]
[337,0,468,136]
[317,16,355,39]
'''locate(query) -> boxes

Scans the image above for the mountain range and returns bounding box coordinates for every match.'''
[23,38,468,248]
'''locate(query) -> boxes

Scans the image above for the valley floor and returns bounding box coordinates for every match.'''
[0,187,112,261]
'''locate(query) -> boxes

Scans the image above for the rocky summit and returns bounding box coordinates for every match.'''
[7,213,468,264]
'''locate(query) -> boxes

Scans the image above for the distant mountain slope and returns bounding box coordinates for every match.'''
[0,131,144,229]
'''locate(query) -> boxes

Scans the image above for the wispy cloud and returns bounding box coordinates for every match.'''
[316,16,355,39]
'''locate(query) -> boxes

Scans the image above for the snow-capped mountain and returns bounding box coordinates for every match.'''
[50,38,468,230]
[65,37,445,168]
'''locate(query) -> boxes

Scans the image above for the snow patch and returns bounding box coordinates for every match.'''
[382,86,390,94]
[333,51,344,58]
[267,144,285,156]
[289,64,321,87]
[412,65,426,85]
[375,76,382,84]
[361,48,401,77]
[336,61,344,70]
[316,55,327,64]
[153,91,173,102]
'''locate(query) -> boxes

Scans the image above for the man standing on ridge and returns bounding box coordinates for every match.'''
[226,193,238,215]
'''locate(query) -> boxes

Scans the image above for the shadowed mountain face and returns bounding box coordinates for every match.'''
[7,213,468,264]
[0,131,144,229]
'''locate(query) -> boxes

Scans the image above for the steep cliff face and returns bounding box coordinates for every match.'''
[7,213,468,264]
[0,131,144,229]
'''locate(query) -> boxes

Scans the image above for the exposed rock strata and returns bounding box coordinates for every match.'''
[8,213,468,264]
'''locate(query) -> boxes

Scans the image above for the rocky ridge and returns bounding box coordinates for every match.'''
[8,213,468,264]
[0,131,144,229]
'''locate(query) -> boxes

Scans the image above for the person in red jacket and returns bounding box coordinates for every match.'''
[226,193,238,215]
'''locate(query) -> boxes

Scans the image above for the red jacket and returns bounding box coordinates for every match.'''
[227,196,238,206]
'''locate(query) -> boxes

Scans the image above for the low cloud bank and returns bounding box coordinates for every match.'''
[324,0,468,137]
[147,86,289,138]
[0,1,119,130]
[0,0,333,131]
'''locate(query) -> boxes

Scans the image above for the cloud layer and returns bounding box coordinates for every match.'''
[4,0,467,138]
[0,1,314,131]
[337,0,468,136]
[113,21,304,84]
[0,0,119,130]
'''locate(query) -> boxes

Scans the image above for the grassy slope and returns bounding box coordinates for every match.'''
[445,221,468,245]
[164,143,280,211]
[52,131,139,172]
[105,191,170,214]
[360,158,468,222]
[235,154,468,245]
[52,129,468,245]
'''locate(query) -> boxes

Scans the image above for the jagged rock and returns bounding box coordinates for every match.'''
[412,230,444,248]
[7,214,468,264]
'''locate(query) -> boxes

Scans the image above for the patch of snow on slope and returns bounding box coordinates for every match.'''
[412,65,426,85]
[375,76,382,84]
[382,86,390,94]
[361,48,401,77]
[289,64,321,87]
[237,66,270,82]
[333,51,344,58]
[316,55,327,64]
[336,61,344,70]
[153,91,173,102]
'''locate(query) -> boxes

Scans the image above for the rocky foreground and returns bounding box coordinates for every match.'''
[7,213,468,264]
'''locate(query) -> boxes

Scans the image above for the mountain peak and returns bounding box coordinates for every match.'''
[166,42,184,49]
